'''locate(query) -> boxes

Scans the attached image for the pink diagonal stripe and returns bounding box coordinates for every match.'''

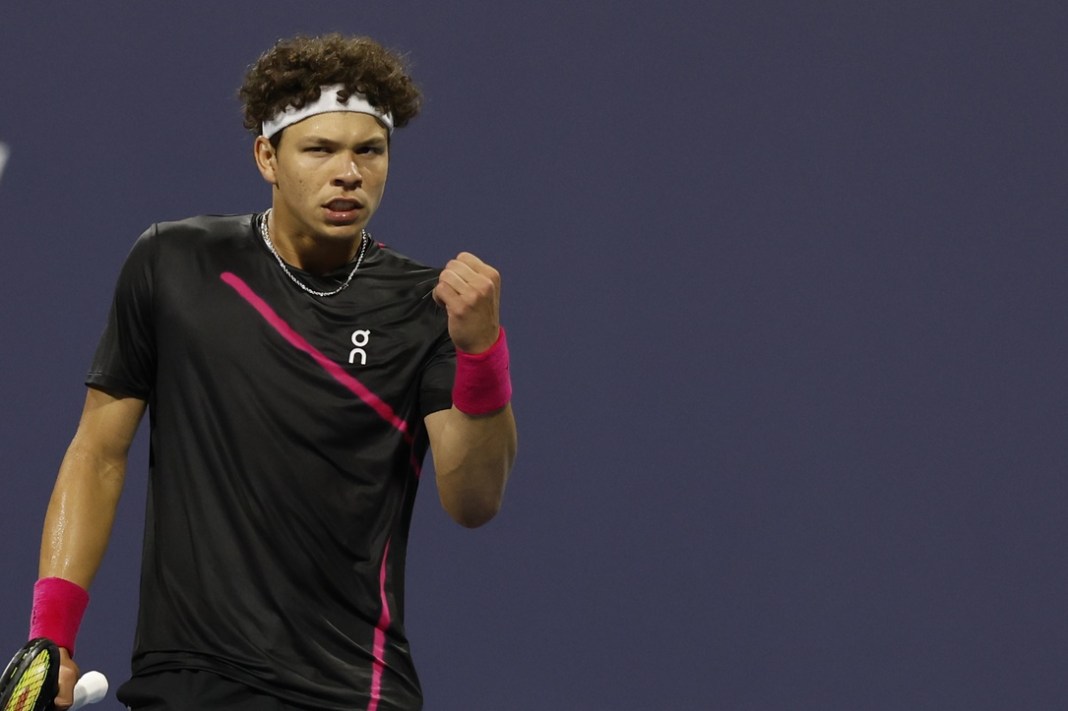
[367,538,393,711]
[221,272,411,440]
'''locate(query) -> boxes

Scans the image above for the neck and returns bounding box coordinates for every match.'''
[265,208,365,274]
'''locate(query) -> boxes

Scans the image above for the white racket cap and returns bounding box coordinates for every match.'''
[71,671,108,709]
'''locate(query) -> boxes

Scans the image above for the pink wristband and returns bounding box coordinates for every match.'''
[453,327,512,415]
[30,577,89,655]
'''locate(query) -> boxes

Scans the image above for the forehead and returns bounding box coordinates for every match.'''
[284,111,389,142]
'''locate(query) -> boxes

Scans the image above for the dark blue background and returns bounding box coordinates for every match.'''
[2,3,1066,709]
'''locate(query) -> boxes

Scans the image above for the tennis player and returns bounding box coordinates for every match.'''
[28,34,516,710]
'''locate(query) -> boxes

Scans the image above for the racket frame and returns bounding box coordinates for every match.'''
[0,638,59,711]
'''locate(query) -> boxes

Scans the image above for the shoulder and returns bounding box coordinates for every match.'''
[120,214,256,279]
[368,240,440,280]
[358,241,448,328]
[150,213,255,246]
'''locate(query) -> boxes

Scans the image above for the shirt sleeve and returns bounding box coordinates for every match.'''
[418,328,456,417]
[85,225,158,399]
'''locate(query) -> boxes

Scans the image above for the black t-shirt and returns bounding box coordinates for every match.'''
[88,214,454,710]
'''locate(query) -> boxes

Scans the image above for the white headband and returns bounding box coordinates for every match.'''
[261,84,394,138]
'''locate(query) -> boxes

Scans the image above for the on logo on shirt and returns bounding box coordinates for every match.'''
[349,329,371,365]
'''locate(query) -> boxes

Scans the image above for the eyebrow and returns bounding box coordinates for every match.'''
[301,136,388,148]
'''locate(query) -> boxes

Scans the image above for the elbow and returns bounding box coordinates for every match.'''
[435,444,514,529]
[443,492,502,529]
[454,505,500,529]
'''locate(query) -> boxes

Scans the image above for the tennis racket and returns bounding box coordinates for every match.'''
[0,638,108,711]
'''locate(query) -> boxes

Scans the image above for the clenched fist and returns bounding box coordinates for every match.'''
[433,252,501,354]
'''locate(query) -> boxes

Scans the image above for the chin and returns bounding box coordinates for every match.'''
[321,221,366,238]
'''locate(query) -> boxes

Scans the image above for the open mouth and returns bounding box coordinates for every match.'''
[324,198,364,223]
[326,198,362,212]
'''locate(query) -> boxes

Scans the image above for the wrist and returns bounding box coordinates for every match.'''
[30,577,89,655]
[453,327,512,415]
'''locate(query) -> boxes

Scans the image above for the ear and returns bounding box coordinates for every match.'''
[254,135,278,185]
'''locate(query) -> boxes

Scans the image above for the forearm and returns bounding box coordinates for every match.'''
[39,436,127,588]
[431,404,517,528]
[429,252,516,526]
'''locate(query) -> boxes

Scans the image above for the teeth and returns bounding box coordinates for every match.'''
[330,201,357,210]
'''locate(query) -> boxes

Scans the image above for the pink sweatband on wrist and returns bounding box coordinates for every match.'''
[30,577,89,655]
[453,327,512,415]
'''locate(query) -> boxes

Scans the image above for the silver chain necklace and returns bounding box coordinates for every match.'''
[258,209,370,297]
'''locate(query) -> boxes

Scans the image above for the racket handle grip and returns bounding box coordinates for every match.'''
[71,670,108,709]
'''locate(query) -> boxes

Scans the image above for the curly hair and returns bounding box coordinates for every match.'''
[239,34,421,139]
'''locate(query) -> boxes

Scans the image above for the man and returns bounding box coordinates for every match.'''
[29,34,516,710]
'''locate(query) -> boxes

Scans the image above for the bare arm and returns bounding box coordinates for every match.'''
[425,404,516,527]
[39,387,144,708]
[40,388,146,587]
[428,252,518,527]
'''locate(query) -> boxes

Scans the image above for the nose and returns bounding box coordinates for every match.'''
[332,154,362,189]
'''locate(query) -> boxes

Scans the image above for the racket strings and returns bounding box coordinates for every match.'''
[0,648,52,711]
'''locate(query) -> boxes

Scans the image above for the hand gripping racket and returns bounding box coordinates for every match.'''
[0,638,108,711]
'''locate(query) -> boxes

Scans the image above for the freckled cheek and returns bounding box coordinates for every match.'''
[369,165,388,188]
